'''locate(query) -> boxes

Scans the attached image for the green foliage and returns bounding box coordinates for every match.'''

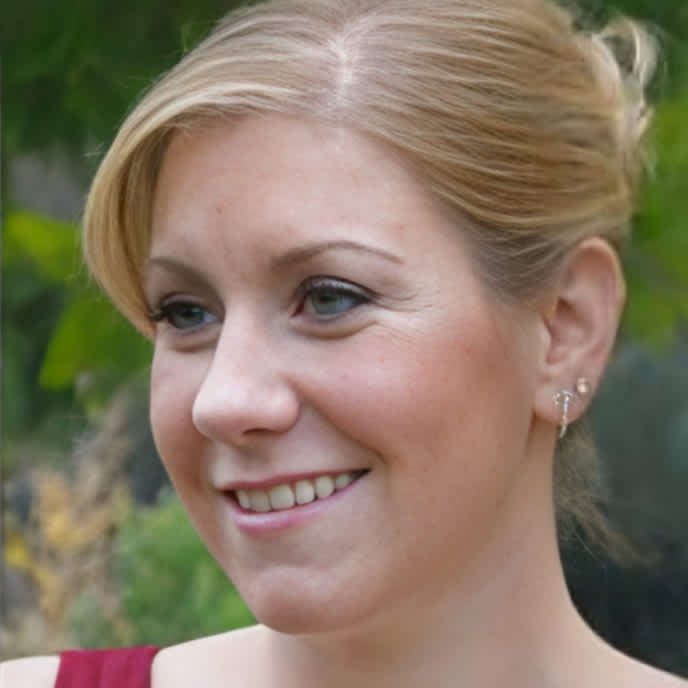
[70,491,254,647]
[69,593,122,650]
[2,328,34,439]
[39,293,151,391]
[2,211,75,442]
[2,0,243,157]
[2,210,150,444]
[4,211,81,283]
[623,97,688,345]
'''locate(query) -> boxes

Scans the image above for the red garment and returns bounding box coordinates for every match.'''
[55,647,160,688]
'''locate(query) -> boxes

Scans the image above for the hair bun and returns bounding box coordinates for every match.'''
[587,16,659,192]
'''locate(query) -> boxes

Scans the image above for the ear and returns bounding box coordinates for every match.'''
[533,238,626,431]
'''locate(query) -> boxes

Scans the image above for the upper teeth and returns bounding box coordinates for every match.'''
[235,472,358,513]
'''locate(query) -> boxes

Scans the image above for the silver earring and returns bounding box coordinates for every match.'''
[553,389,575,439]
[554,377,591,439]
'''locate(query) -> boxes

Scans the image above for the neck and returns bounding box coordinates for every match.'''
[266,427,596,688]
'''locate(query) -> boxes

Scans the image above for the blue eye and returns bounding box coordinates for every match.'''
[150,301,216,331]
[301,278,371,318]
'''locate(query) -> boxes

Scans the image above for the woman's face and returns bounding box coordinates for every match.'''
[147,115,545,634]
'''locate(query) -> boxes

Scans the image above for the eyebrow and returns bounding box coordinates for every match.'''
[270,240,404,269]
[145,256,208,281]
[145,239,404,280]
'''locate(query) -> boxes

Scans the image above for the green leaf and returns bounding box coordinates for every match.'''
[4,211,81,283]
[39,291,151,390]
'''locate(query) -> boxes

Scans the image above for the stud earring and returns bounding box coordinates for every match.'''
[575,377,591,397]
[554,377,591,439]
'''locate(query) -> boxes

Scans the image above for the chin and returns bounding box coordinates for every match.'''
[248,595,336,635]
[237,573,367,636]
[254,608,325,635]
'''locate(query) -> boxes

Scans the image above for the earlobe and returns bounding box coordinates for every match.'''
[553,376,592,438]
[533,238,625,431]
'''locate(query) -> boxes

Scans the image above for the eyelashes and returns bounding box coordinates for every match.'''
[147,276,374,333]
[148,301,218,332]
[295,276,372,319]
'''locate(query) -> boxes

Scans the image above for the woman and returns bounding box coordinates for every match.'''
[3,0,685,685]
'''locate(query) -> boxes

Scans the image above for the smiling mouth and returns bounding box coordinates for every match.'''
[227,470,369,514]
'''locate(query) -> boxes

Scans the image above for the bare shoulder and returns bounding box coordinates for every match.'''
[609,647,688,688]
[580,625,687,688]
[152,625,267,688]
[0,656,60,688]
[639,664,688,687]
[635,665,688,687]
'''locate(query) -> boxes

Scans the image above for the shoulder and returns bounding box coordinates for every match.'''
[626,663,688,688]
[600,643,688,688]
[152,625,266,687]
[0,656,60,688]
[628,661,688,688]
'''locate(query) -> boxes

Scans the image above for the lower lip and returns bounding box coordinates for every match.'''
[223,474,366,536]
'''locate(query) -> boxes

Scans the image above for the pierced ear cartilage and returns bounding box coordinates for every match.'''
[553,389,575,439]
[575,376,591,397]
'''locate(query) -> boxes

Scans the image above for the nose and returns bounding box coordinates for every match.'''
[191,319,300,446]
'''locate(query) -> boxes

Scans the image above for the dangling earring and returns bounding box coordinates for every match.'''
[553,389,575,439]
[554,377,591,439]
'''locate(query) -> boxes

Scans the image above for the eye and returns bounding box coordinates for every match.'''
[149,300,218,332]
[298,277,372,319]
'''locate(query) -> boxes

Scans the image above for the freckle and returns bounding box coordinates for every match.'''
[215,205,224,215]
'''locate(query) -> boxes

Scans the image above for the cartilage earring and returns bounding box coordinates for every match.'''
[575,377,591,397]
[553,389,575,439]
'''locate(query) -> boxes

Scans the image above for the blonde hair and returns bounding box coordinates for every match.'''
[83,0,658,551]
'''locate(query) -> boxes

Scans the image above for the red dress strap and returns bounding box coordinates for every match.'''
[55,647,160,688]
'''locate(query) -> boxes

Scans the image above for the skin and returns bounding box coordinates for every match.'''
[146,115,547,642]
[4,115,684,687]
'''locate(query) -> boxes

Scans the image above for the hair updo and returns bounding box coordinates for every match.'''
[82,0,658,552]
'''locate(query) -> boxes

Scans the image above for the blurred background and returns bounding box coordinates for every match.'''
[1,0,687,671]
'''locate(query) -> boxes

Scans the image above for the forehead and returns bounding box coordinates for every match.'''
[150,114,455,259]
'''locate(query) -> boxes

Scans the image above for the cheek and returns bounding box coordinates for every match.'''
[300,310,536,522]
[309,314,527,455]
[149,349,237,569]
[149,350,205,482]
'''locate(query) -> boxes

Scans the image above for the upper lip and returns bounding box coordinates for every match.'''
[217,468,368,493]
